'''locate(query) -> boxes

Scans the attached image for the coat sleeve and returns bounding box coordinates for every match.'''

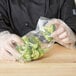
[0,0,13,33]
[59,0,76,33]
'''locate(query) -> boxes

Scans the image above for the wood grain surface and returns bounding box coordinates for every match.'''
[0,44,76,76]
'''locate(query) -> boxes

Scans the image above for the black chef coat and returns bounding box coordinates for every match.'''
[0,0,76,36]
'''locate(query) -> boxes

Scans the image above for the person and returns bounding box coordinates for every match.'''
[0,0,76,61]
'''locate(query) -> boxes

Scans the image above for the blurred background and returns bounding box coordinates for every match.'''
[75,0,76,5]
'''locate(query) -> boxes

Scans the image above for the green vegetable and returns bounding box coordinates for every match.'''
[16,24,55,62]
[41,24,55,42]
[16,36,44,62]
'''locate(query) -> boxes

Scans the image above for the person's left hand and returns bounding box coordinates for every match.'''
[46,19,76,49]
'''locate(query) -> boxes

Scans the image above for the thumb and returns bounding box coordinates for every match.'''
[51,27,65,38]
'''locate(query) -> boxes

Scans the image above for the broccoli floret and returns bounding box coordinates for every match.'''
[41,24,55,42]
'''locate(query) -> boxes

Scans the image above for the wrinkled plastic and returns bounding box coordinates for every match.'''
[26,17,55,48]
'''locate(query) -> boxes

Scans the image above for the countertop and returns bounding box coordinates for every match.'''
[0,44,76,76]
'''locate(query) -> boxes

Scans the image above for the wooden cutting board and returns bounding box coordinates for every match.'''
[0,44,76,76]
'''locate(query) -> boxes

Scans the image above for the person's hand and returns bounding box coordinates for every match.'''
[46,19,76,49]
[0,31,24,61]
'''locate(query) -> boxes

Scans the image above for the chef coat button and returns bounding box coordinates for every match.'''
[25,22,29,27]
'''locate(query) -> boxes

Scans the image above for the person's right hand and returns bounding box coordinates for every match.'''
[0,31,23,61]
[46,19,76,49]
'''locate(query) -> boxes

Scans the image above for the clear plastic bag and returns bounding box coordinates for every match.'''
[26,17,56,48]
[16,17,56,62]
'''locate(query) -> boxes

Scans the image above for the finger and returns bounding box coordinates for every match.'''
[58,31,67,39]
[6,45,21,59]
[11,34,24,46]
[61,37,70,43]
[0,49,16,61]
[51,27,65,37]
